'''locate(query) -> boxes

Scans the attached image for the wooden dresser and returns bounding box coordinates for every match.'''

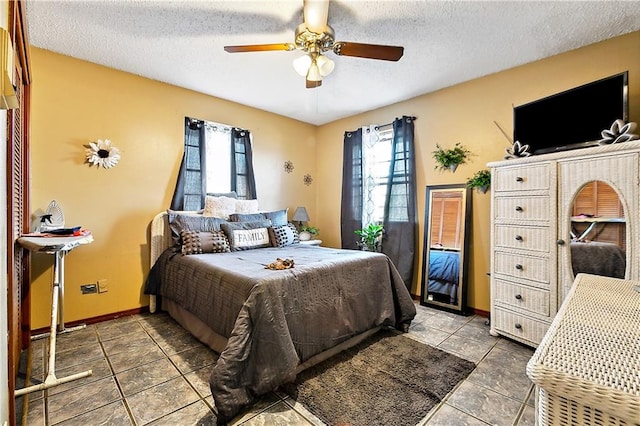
[488,140,640,347]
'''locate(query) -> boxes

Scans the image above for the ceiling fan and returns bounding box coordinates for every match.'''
[224,0,404,88]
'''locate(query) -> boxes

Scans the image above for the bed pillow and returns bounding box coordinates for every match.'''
[229,212,266,223]
[262,208,289,226]
[180,230,231,255]
[268,223,300,247]
[203,196,237,219]
[167,210,228,244]
[234,199,260,214]
[221,220,272,251]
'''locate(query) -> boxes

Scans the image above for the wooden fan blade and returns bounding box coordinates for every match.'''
[306,79,322,89]
[224,43,296,53]
[303,0,329,33]
[333,42,404,61]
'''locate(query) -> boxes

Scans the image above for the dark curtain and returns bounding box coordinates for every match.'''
[340,129,363,249]
[231,128,257,200]
[382,116,417,291]
[170,117,206,211]
[171,119,257,210]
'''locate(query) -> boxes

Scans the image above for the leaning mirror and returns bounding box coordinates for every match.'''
[420,184,471,314]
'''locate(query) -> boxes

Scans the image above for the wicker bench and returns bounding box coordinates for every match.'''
[526,273,640,425]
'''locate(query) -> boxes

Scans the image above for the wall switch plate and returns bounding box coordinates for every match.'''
[97,279,108,293]
[81,284,97,294]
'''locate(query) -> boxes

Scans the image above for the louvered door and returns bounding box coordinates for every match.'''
[7,1,31,424]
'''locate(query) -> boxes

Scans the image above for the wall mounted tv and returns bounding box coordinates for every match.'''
[513,71,628,154]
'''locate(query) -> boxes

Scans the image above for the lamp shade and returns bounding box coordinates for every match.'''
[293,54,312,77]
[292,206,310,222]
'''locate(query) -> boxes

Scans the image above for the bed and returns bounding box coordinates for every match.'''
[570,241,626,279]
[144,210,416,423]
[426,249,460,304]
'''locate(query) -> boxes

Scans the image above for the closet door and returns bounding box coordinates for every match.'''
[6,1,31,423]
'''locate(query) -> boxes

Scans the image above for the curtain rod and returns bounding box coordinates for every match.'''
[376,116,417,131]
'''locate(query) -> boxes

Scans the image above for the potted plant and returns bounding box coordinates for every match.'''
[432,142,472,173]
[299,225,319,241]
[354,223,384,252]
[467,169,491,193]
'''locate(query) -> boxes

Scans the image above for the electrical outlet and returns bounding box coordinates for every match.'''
[81,284,97,294]
[97,279,108,293]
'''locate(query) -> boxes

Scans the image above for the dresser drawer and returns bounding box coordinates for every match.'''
[493,278,550,316]
[494,164,550,192]
[495,225,549,253]
[494,252,549,284]
[494,196,550,222]
[493,308,549,346]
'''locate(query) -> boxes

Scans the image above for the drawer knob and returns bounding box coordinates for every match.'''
[515,264,523,270]
[515,206,523,212]
[515,235,523,241]
[514,323,523,330]
[557,239,565,246]
[515,294,522,300]
[516,176,524,182]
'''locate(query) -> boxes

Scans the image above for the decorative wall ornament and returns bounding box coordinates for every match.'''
[504,140,531,160]
[85,139,121,169]
[598,119,639,145]
[284,160,294,173]
[303,174,313,186]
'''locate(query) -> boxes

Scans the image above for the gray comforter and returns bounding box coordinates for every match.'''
[145,245,416,423]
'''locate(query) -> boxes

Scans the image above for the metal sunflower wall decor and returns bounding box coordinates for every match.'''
[85,139,121,169]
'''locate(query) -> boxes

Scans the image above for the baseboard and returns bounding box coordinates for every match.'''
[411,293,489,318]
[30,306,150,336]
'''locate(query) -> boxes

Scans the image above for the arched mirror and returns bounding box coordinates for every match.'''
[569,180,626,280]
[420,184,471,314]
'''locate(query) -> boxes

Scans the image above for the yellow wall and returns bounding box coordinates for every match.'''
[30,31,640,327]
[315,31,640,311]
[29,48,317,329]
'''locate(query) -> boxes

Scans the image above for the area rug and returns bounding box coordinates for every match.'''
[281,329,476,426]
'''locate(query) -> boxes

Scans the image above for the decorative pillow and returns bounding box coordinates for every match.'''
[235,199,260,214]
[180,230,231,255]
[268,223,300,247]
[203,196,237,219]
[229,212,266,223]
[167,210,228,245]
[262,208,289,226]
[221,220,272,251]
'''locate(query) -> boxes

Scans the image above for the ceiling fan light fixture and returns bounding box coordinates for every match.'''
[293,54,312,77]
[306,62,322,82]
[316,54,335,76]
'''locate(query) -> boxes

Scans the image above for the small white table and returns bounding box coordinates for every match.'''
[300,239,322,246]
[15,233,94,396]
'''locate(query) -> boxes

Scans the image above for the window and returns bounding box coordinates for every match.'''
[174,117,256,211]
[362,127,393,224]
[203,123,232,194]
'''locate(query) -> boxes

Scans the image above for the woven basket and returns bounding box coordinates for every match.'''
[526,273,640,425]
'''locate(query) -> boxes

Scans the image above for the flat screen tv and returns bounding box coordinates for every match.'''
[513,71,629,154]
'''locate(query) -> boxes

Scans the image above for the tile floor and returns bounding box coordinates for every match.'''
[19,303,536,425]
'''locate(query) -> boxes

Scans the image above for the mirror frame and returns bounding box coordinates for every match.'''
[420,184,471,315]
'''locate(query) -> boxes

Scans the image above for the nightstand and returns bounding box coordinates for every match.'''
[300,239,322,246]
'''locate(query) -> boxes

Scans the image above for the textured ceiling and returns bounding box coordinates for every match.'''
[25,0,640,126]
